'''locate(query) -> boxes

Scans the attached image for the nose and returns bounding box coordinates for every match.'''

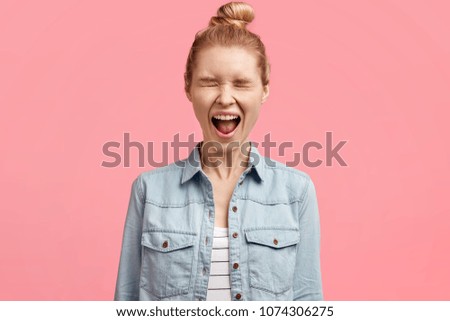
[215,84,236,106]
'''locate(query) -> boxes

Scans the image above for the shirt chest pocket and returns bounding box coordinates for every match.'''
[140,230,197,299]
[245,228,300,295]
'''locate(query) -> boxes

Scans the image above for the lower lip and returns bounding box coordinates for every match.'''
[211,120,240,139]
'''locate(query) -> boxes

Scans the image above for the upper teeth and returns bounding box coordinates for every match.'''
[213,115,239,120]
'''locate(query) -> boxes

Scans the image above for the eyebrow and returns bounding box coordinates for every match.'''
[198,77,217,82]
[198,76,254,84]
[233,78,253,84]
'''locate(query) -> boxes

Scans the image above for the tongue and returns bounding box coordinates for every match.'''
[216,120,238,134]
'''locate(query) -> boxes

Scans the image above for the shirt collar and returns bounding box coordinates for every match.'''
[181,141,265,184]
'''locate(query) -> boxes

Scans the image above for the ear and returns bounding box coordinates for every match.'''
[184,73,192,102]
[261,85,270,104]
[185,90,192,102]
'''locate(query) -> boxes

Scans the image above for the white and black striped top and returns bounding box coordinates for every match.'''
[206,226,231,301]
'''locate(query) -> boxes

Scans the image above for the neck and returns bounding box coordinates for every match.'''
[200,140,251,180]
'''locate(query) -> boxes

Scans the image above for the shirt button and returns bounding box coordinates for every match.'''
[232,232,238,238]
[162,240,169,248]
[273,239,278,245]
[235,293,242,300]
[233,263,239,269]
[232,206,238,213]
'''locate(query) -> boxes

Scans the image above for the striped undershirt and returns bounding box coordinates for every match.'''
[206,226,231,301]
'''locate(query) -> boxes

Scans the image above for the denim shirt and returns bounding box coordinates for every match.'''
[114,142,323,301]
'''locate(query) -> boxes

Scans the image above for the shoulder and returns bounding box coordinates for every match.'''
[130,159,200,206]
[131,159,182,191]
[264,156,311,181]
[137,160,184,182]
[248,156,315,204]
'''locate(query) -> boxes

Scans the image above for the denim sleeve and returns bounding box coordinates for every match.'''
[293,177,323,300]
[114,175,145,301]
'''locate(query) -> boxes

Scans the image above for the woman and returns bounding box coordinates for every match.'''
[114,1,323,301]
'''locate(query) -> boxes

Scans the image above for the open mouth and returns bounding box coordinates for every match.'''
[211,114,241,135]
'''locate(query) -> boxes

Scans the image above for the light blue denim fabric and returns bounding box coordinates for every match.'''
[114,141,323,301]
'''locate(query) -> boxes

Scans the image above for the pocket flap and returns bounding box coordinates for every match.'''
[141,230,196,252]
[245,228,299,249]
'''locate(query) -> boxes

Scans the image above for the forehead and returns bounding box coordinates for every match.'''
[193,46,260,79]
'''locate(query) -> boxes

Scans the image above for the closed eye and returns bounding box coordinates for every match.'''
[203,83,218,87]
[235,83,251,88]
[198,77,219,87]
[234,80,253,88]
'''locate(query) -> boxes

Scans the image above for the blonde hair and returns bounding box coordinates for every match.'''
[184,1,271,93]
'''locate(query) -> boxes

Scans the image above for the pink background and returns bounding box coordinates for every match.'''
[1,0,449,300]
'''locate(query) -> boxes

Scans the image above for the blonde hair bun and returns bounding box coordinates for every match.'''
[185,1,270,93]
[209,2,255,29]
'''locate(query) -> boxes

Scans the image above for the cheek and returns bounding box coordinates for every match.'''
[241,98,262,116]
[191,100,212,124]
[192,91,215,108]
[192,106,207,124]
[241,109,260,131]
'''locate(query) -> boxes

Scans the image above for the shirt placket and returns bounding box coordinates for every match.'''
[193,167,252,301]
[227,168,251,301]
[193,172,215,301]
